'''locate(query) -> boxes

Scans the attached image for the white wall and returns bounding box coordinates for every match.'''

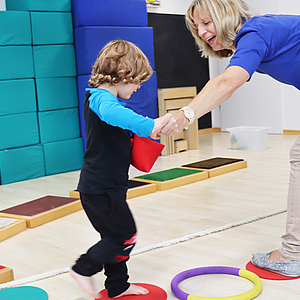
[211,0,300,132]
[0,0,5,10]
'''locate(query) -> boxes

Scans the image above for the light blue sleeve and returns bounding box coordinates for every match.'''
[88,89,155,137]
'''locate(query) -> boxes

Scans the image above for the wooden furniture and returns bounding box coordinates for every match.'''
[158,87,198,155]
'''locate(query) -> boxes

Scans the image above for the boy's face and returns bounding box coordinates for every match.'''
[117,83,141,99]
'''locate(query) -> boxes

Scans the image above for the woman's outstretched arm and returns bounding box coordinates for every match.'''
[152,66,250,136]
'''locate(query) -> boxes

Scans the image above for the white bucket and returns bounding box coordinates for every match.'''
[226,126,270,150]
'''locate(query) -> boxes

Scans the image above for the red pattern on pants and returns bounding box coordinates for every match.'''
[116,233,138,262]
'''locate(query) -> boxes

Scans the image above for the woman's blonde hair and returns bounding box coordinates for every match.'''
[186,0,255,58]
[89,40,153,87]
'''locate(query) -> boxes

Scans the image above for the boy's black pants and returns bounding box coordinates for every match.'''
[72,191,137,298]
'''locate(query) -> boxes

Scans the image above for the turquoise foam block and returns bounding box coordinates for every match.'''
[43,138,84,175]
[33,45,76,78]
[0,46,34,80]
[0,79,37,115]
[38,108,80,143]
[0,11,31,45]
[30,12,73,45]
[71,0,147,28]
[0,145,45,185]
[6,0,71,12]
[0,112,39,151]
[36,77,78,111]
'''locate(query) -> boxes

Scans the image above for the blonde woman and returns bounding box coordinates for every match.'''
[153,0,300,277]
[70,40,168,299]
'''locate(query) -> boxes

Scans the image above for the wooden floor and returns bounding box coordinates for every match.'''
[1,132,300,300]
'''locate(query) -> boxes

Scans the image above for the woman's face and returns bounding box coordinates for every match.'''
[193,8,230,52]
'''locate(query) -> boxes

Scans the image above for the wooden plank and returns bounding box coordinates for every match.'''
[159,134,168,156]
[69,182,158,200]
[0,200,83,228]
[187,122,199,150]
[0,219,27,242]
[175,139,188,153]
[0,266,14,284]
[207,160,247,178]
[165,98,193,110]
[157,89,167,115]
[283,130,300,135]
[127,183,157,199]
[160,86,197,99]
[0,196,82,229]
[198,127,221,134]
[69,190,80,198]
[182,159,247,178]
[173,131,185,141]
[170,136,175,154]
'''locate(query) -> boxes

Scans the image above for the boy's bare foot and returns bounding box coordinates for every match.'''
[69,269,99,298]
[113,284,149,298]
[269,250,289,262]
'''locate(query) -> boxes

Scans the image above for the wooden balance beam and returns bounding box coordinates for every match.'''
[0,196,82,228]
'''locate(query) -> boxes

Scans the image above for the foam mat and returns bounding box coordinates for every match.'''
[182,157,247,177]
[0,196,81,228]
[133,168,208,191]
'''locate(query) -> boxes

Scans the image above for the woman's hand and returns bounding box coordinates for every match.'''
[151,111,189,137]
[149,113,174,139]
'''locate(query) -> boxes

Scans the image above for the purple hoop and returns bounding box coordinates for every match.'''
[171,266,241,300]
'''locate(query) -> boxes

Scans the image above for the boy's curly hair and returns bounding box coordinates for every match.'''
[88,40,153,87]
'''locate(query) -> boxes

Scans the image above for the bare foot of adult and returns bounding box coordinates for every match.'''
[69,269,99,298]
[268,250,289,262]
[113,284,149,298]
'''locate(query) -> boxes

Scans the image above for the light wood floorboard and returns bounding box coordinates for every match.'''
[0,132,299,299]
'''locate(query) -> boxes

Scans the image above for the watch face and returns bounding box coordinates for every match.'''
[184,107,194,118]
[185,109,194,118]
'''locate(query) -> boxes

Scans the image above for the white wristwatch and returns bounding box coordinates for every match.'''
[179,106,195,129]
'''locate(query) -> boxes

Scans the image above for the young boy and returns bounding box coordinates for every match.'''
[70,40,166,298]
